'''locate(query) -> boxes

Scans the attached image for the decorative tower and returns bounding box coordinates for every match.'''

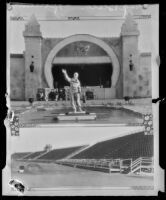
[23,14,42,100]
[121,13,140,98]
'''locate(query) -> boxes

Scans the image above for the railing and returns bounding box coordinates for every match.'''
[56,158,122,173]
[119,158,132,173]
[129,157,154,175]
[58,157,153,175]
[15,157,154,176]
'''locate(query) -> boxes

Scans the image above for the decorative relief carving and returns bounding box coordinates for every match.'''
[10,116,19,136]
[143,114,153,135]
[74,43,90,56]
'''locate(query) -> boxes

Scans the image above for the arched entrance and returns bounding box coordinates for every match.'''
[44,34,120,93]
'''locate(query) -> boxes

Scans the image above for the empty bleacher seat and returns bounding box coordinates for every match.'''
[72,132,153,160]
[37,146,85,161]
[24,151,46,159]
[11,152,32,160]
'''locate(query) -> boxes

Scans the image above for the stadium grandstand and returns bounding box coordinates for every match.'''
[12,145,88,162]
[21,150,46,160]
[11,152,32,160]
[12,131,153,176]
[72,131,153,160]
[37,145,87,161]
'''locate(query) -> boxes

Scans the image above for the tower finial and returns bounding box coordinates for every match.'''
[121,13,140,36]
[28,14,40,26]
[23,14,42,37]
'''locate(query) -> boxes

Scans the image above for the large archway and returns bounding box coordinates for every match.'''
[44,34,120,89]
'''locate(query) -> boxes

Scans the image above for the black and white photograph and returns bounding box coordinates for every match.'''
[4,4,164,196]
[6,127,156,195]
[7,4,155,126]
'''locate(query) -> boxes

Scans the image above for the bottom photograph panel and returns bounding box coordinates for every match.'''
[4,126,156,196]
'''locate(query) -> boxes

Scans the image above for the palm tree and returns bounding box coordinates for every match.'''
[44,144,52,152]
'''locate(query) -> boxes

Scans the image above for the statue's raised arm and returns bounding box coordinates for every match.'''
[62,69,71,82]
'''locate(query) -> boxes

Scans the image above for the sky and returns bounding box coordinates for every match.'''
[7,4,158,54]
[10,126,143,153]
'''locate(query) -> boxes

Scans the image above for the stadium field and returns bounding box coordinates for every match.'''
[11,161,153,188]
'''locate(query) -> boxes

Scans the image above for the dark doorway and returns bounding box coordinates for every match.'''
[52,63,113,88]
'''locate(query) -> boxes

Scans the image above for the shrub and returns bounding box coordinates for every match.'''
[28,98,34,105]
[116,102,122,106]
[124,96,130,101]
[128,101,134,105]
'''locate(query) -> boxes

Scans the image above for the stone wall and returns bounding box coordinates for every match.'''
[41,38,63,88]
[136,53,151,97]
[121,36,140,98]
[24,37,42,100]
[10,54,25,100]
[102,37,123,98]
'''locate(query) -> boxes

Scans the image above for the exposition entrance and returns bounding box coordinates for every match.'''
[44,34,120,101]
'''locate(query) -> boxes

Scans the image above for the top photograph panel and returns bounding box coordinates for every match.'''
[7,5,157,127]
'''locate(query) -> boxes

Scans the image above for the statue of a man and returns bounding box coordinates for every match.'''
[62,69,83,113]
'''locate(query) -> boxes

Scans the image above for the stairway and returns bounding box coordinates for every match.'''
[128,157,154,176]
[65,145,90,159]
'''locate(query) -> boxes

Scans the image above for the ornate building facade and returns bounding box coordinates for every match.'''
[10,14,151,100]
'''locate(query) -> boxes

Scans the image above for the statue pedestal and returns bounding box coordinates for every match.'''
[57,111,96,121]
